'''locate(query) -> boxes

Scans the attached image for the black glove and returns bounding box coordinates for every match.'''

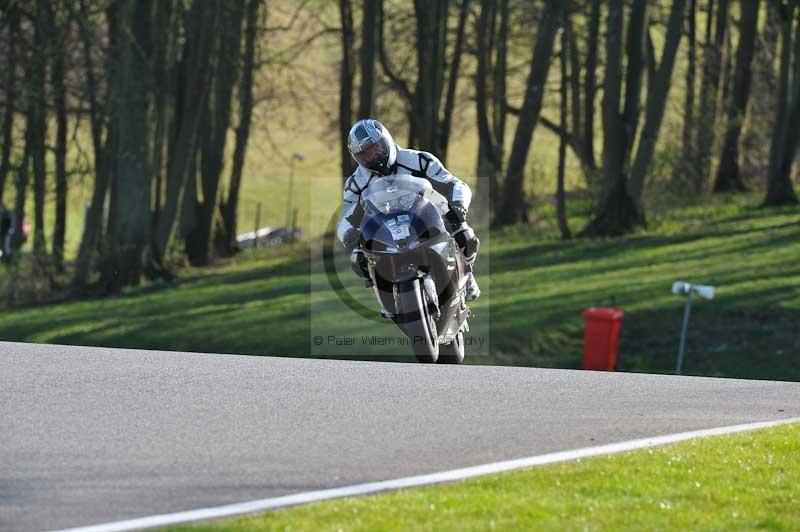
[342,227,361,250]
[448,203,468,223]
[350,249,370,279]
[445,203,468,230]
[454,224,480,258]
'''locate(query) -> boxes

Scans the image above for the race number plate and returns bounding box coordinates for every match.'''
[390,223,411,241]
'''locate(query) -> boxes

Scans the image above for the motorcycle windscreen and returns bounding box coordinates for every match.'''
[360,174,443,215]
[360,202,448,253]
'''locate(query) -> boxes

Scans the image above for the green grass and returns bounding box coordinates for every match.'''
[0,193,797,382]
[171,423,800,531]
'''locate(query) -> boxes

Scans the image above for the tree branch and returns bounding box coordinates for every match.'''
[377,1,414,105]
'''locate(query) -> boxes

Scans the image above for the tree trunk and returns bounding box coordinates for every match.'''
[217,0,261,257]
[148,0,178,252]
[440,0,470,161]
[72,0,111,292]
[475,0,506,213]
[583,0,686,237]
[580,0,631,237]
[339,0,356,179]
[153,0,221,268]
[713,0,759,193]
[695,0,730,192]
[12,131,31,253]
[476,0,498,206]
[538,0,599,183]
[742,0,779,183]
[628,0,688,204]
[376,1,415,147]
[413,0,448,155]
[556,4,571,241]
[583,0,601,181]
[180,148,200,243]
[493,0,509,154]
[358,0,380,120]
[186,0,245,266]
[31,0,49,260]
[52,3,69,273]
[676,0,697,186]
[493,1,560,227]
[103,0,153,292]
[621,2,649,148]
[764,2,799,206]
[0,4,19,202]
[566,13,584,173]
[581,1,647,237]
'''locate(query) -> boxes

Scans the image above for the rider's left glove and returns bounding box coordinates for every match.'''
[448,203,468,223]
[342,227,361,250]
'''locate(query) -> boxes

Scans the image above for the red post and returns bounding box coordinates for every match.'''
[582,307,624,371]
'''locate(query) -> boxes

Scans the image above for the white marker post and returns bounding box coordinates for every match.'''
[672,281,715,375]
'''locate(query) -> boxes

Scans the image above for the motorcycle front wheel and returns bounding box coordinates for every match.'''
[437,330,465,364]
[393,279,439,363]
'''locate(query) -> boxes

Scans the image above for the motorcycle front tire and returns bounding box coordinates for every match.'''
[437,330,465,364]
[394,279,439,363]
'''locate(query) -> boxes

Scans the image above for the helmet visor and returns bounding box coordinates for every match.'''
[352,137,391,171]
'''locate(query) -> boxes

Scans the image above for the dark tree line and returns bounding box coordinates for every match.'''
[337,0,798,238]
[0,0,266,294]
[2,0,799,300]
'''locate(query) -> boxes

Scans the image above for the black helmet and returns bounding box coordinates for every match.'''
[347,119,397,175]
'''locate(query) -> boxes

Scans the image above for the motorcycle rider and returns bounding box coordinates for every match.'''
[337,118,481,301]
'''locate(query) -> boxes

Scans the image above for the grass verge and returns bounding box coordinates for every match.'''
[0,193,797,380]
[173,423,800,531]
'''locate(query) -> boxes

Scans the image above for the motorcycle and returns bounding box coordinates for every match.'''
[356,174,472,364]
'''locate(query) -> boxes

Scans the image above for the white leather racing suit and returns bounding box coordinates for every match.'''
[336,147,472,246]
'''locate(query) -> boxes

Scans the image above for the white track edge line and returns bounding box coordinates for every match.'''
[54,417,800,532]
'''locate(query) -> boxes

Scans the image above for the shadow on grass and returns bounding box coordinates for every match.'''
[1,207,798,379]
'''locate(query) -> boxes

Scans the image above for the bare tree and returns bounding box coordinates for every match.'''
[475,0,508,209]
[186,0,246,266]
[537,0,600,182]
[339,0,356,179]
[674,0,697,187]
[358,0,380,120]
[764,0,800,206]
[582,0,687,237]
[714,0,759,193]
[376,0,469,161]
[102,0,153,292]
[148,0,179,252]
[556,3,572,240]
[0,3,19,202]
[440,0,469,161]
[152,0,222,269]
[30,0,50,260]
[741,0,779,182]
[582,0,601,177]
[494,0,560,227]
[51,1,70,273]
[72,0,111,292]
[217,0,263,256]
[695,0,730,192]
[412,0,449,156]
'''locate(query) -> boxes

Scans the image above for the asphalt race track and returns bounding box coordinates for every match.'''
[2,342,800,531]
